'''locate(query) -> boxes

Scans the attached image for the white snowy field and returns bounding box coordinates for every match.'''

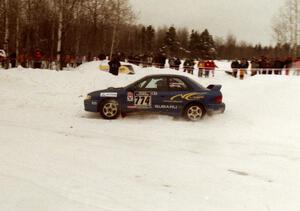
[0,62,300,211]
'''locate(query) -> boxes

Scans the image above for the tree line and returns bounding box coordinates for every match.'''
[0,0,295,68]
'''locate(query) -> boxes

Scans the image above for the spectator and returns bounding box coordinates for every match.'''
[146,54,153,67]
[76,55,82,67]
[18,48,27,68]
[204,60,211,77]
[293,57,300,75]
[64,54,71,68]
[239,58,249,80]
[273,57,284,75]
[9,52,17,68]
[168,57,175,69]
[108,55,121,76]
[197,59,205,77]
[231,59,240,78]
[134,54,141,66]
[183,59,194,74]
[209,60,217,77]
[174,57,181,70]
[250,57,259,76]
[284,57,293,75]
[33,48,43,69]
[159,53,167,68]
[0,49,7,68]
[259,56,268,74]
[70,55,75,68]
[266,58,273,74]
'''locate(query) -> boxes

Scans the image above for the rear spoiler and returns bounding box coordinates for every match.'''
[207,84,222,91]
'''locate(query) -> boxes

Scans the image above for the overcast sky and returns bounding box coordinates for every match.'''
[129,0,285,46]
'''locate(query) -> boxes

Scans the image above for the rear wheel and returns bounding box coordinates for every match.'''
[100,99,120,119]
[184,104,205,121]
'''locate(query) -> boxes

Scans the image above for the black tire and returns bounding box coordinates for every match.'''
[184,103,205,121]
[100,99,120,119]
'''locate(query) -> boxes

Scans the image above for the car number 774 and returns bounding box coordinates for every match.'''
[134,94,151,107]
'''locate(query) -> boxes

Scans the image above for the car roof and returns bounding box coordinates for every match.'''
[138,74,205,89]
[125,74,205,90]
[141,74,189,79]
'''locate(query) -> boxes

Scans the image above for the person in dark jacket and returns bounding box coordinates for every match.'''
[10,52,17,68]
[183,59,194,74]
[108,56,121,76]
[250,57,259,76]
[231,59,240,77]
[159,53,167,68]
[174,57,181,70]
[239,58,249,80]
[168,57,176,69]
[273,58,284,75]
[259,56,268,74]
[33,48,43,69]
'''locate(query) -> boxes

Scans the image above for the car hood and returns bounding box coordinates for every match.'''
[88,87,124,97]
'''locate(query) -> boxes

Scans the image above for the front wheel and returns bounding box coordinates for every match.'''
[100,99,120,119]
[184,104,205,121]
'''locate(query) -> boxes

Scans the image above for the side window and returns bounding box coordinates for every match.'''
[134,77,168,91]
[145,77,168,90]
[169,77,189,90]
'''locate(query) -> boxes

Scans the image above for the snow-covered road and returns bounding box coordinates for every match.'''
[0,63,299,210]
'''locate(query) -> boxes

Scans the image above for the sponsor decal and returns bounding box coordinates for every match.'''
[100,92,118,97]
[154,105,178,109]
[163,100,183,104]
[127,92,134,102]
[170,93,204,101]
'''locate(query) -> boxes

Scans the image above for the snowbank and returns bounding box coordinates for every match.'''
[0,63,299,211]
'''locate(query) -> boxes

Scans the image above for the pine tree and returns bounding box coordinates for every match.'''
[145,25,155,53]
[177,27,189,57]
[199,29,216,59]
[188,30,201,58]
[163,26,179,56]
[141,26,146,53]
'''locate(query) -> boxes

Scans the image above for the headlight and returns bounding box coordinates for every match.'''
[85,95,92,100]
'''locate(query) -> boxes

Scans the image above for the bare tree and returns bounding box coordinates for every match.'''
[273,0,300,56]
[82,0,107,54]
[108,0,135,58]
[55,0,81,69]
[4,0,9,54]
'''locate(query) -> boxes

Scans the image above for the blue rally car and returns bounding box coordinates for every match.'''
[84,74,225,121]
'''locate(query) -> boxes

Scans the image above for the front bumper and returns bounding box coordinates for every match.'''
[206,103,225,114]
[84,99,98,112]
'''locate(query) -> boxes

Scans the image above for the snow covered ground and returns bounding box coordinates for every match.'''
[0,62,299,211]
